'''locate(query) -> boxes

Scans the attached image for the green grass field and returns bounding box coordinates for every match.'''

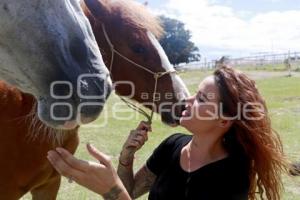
[22,69,300,200]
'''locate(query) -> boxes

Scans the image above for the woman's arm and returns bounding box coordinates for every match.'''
[47,144,132,200]
[118,164,156,199]
[117,121,156,199]
[103,186,130,200]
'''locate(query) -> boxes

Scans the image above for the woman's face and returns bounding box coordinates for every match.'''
[180,76,222,134]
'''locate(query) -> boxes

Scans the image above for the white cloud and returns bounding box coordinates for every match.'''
[156,0,300,59]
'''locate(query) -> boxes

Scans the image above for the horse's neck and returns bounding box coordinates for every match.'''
[0,81,35,119]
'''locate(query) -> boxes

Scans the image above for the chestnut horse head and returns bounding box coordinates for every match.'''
[0,0,112,130]
[82,0,190,126]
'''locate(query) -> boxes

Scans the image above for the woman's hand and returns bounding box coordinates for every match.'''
[47,144,130,199]
[119,121,152,165]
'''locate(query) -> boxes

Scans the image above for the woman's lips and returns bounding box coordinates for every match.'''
[181,110,190,117]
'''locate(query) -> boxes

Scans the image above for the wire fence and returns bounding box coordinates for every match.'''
[178,51,300,71]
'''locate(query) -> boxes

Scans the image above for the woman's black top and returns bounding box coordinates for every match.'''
[146,133,250,200]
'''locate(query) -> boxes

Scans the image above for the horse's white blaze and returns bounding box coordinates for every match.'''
[147,32,190,100]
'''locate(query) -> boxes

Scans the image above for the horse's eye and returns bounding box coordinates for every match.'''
[131,44,146,54]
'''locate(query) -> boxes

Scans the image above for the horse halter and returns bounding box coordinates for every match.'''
[101,23,177,124]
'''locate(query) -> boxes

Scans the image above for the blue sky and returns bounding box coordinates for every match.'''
[137,0,300,60]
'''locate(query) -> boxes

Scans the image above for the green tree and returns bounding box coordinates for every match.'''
[159,16,201,65]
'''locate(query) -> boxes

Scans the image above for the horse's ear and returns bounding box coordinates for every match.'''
[83,0,110,18]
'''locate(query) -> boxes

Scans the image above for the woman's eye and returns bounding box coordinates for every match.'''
[131,44,146,54]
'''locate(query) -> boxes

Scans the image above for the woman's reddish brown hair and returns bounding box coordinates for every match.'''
[214,65,289,200]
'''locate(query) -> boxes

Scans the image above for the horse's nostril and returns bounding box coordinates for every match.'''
[80,104,103,117]
[79,103,103,125]
[69,37,88,64]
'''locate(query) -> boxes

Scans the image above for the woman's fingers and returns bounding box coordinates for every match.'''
[87,143,111,167]
[137,121,152,132]
[134,131,148,144]
[126,137,144,148]
[125,130,148,149]
[47,150,84,181]
[130,130,148,141]
[55,147,90,172]
[132,138,144,146]
[137,130,148,141]
[123,123,151,153]
[128,141,139,148]
[48,148,122,196]
[133,135,144,144]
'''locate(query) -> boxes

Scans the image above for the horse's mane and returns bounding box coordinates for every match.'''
[82,0,164,38]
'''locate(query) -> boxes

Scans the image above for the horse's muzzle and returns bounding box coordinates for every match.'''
[160,99,186,126]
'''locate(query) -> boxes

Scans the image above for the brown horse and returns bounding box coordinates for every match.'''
[0,0,189,199]
[82,0,189,125]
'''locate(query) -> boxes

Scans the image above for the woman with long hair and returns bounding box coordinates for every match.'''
[48,65,289,200]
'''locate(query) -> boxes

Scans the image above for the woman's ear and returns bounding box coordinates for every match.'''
[83,0,110,19]
[219,119,233,129]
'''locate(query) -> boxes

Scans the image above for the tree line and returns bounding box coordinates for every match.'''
[159,16,201,66]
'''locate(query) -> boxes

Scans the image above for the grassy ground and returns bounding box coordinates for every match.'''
[22,69,300,200]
